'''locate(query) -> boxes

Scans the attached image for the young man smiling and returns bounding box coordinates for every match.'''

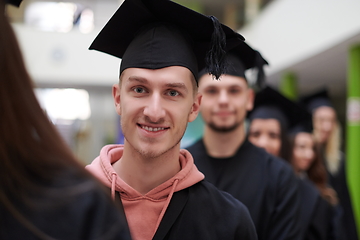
[86,0,257,239]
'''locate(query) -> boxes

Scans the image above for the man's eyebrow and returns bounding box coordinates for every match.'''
[165,82,188,92]
[128,76,148,84]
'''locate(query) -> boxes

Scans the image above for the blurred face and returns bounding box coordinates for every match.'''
[113,66,200,159]
[198,74,254,132]
[248,118,281,157]
[313,106,336,144]
[292,132,315,172]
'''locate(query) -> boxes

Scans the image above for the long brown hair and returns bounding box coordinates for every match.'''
[288,133,338,205]
[0,7,96,238]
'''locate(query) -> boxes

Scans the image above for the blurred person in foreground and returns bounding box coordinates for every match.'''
[248,86,337,239]
[186,43,302,240]
[0,1,131,239]
[85,0,257,239]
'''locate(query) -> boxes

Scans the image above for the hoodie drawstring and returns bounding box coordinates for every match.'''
[111,172,117,200]
[153,179,180,232]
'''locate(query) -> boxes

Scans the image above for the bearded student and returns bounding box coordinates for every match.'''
[187,42,302,240]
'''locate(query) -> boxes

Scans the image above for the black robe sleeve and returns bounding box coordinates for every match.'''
[298,178,335,240]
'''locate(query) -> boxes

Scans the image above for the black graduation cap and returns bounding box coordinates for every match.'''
[89,0,244,81]
[248,86,311,130]
[289,119,313,135]
[299,88,333,113]
[199,41,268,89]
[5,0,22,7]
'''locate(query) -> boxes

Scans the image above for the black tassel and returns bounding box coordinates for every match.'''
[206,16,227,80]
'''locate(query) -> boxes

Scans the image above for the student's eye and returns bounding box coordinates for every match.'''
[229,88,240,94]
[205,88,217,94]
[269,133,280,139]
[167,90,179,97]
[133,87,146,94]
[249,131,260,138]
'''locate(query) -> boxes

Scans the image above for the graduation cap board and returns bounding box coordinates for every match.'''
[199,41,268,89]
[248,86,311,131]
[299,88,333,113]
[89,0,245,81]
[4,0,22,7]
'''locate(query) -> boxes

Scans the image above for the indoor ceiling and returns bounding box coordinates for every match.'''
[267,31,360,99]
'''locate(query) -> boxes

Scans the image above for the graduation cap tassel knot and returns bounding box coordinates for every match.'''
[206,16,227,80]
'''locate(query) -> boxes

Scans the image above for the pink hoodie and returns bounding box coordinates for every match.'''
[86,144,204,240]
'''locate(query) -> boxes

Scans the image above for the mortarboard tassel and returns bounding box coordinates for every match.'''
[206,16,227,80]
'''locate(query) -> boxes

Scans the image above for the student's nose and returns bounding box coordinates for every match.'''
[143,92,166,122]
[304,149,314,160]
[218,90,229,104]
[256,135,270,150]
[322,120,333,132]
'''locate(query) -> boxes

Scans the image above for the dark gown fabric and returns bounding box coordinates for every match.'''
[325,154,358,240]
[0,171,131,240]
[115,180,258,240]
[187,139,301,240]
[299,178,335,240]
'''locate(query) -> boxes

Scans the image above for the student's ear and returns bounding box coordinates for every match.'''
[188,92,202,122]
[246,88,255,112]
[112,83,121,116]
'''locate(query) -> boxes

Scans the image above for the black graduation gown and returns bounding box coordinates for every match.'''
[115,180,258,240]
[187,139,301,240]
[299,178,334,240]
[326,155,358,240]
[0,176,131,240]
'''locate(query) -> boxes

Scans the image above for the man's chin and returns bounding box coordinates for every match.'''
[208,122,240,133]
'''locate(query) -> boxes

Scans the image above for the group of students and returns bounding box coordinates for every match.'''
[246,86,357,240]
[1,0,358,239]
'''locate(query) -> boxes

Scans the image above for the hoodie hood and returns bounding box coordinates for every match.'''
[86,144,204,197]
[86,144,204,240]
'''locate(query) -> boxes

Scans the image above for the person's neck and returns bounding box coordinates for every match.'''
[203,123,246,158]
[112,143,181,195]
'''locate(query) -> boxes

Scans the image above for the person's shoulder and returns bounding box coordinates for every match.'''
[172,181,257,239]
[189,181,256,234]
[60,178,131,240]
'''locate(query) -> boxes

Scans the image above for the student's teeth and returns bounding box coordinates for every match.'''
[142,126,165,131]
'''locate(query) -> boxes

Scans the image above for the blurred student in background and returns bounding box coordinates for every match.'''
[0,1,131,239]
[248,86,336,240]
[187,44,302,240]
[300,89,358,240]
[288,121,338,206]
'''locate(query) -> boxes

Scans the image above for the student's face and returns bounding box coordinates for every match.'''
[248,118,282,157]
[292,132,315,172]
[312,106,336,144]
[113,66,200,159]
[198,74,254,132]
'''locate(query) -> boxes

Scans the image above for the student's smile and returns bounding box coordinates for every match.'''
[137,123,170,138]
